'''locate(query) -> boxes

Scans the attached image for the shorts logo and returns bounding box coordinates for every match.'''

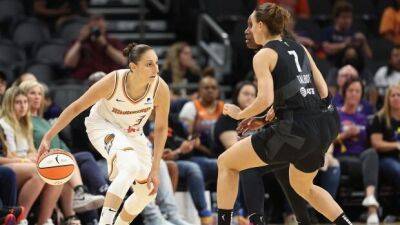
[104,134,115,153]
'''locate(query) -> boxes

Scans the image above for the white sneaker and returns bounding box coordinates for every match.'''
[19,219,28,225]
[73,192,104,213]
[362,195,379,208]
[366,213,379,225]
[43,219,54,225]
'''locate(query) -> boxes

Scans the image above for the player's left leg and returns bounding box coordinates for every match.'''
[114,177,156,225]
[217,136,266,225]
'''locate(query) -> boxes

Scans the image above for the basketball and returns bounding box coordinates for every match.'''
[36,149,76,185]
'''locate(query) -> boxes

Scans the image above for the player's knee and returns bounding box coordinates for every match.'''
[289,175,311,197]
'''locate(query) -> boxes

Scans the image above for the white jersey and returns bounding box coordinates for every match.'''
[89,69,160,136]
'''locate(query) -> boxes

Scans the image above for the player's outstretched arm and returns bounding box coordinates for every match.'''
[147,79,170,195]
[39,72,116,154]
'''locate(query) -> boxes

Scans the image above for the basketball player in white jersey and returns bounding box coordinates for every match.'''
[37,43,170,225]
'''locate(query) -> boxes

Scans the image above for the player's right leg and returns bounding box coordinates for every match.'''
[288,164,351,225]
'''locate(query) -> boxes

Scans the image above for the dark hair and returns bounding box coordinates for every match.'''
[123,42,153,64]
[333,1,353,18]
[337,46,364,72]
[385,45,400,77]
[342,77,364,99]
[0,71,6,82]
[232,81,257,106]
[254,3,291,36]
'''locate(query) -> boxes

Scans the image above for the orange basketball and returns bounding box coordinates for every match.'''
[36,149,76,185]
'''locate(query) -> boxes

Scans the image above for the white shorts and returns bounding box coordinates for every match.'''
[85,114,153,181]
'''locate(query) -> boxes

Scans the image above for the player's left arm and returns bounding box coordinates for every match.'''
[152,79,170,170]
[237,48,275,119]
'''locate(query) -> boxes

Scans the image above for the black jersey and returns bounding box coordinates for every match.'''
[264,38,321,116]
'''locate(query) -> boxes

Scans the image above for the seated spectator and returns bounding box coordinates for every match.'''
[0,71,7,98]
[380,0,400,44]
[261,0,310,19]
[19,81,106,217]
[370,84,400,211]
[374,45,400,102]
[157,115,214,225]
[332,65,374,116]
[333,78,380,224]
[162,42,202,96]
[34,0,87,30]
[63,15,126,80]
[0,87,62,225]
[42,85,62,120]
[0,166,24,225]
[179,76,223,157]
[12,73,37,88]
[321,1,372,64]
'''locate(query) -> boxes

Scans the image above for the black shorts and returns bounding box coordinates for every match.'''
[251,107,340,173]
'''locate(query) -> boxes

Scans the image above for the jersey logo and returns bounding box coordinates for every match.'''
[112,107,152,115]
[299,87,315,97]
[116,99,125,102]
[104,133,115,153]
[144,97,152,105]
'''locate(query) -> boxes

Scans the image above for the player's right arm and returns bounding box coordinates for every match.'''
[303,46,329,99]
[38,72,116,155]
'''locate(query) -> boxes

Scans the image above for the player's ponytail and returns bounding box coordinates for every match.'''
[123,42,152,64]
[254,3,291,36]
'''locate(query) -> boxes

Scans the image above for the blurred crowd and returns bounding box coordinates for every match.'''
[1,0,400,225]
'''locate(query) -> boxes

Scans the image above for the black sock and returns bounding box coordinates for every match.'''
[334,213,352,225]
[218,209,232,225]
[249,213,266,225]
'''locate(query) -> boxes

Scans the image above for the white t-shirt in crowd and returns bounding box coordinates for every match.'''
[374,66,400,96]
[0,118,30,157]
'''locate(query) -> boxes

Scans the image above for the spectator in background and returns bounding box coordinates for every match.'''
[333,78,380,224]
[64,15,126,80]
[34,0,87,30]
[370,84,400,209]
[162,42,202,96]
[259,0,310,19]
[321,1,372,64]
[158,113,214,225]
[380,0,400,44]
[12,73,37,87]
[332,65,374,116]
[374,45,400,101]
[0,166,23,225]
[0,87,62,225]
[0,71,8,102]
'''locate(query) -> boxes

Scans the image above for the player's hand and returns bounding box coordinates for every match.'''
[180,140,195,154]
[236,117,266,136]
[223,104,242,120]
[37,138,51,162]
[147,169,160,196]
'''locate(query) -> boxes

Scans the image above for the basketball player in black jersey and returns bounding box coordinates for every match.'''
[217,3,349,225]
[238,13,311,225]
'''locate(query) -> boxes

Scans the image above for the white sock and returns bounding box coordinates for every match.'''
[99,207,117,225]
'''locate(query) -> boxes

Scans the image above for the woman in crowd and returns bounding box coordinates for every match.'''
[0,87,62,225]
[334,78,380,224]
[370,84,400,211]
